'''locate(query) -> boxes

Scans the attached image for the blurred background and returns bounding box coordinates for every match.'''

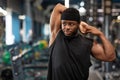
[0,0,119,80]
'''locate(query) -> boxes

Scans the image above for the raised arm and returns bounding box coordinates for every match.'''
[80,21,116,61]
[49,3,66,46]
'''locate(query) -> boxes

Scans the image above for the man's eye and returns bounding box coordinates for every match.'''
[69,23,74,26]
[62,23,66,26]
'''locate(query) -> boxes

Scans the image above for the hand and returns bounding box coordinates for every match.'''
[79,21,89,34]
[79,21,103,36]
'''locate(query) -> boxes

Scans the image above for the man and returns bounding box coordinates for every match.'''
[47,3,116,80]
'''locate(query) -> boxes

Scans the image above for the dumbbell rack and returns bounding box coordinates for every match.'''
[9,47,27,80]
[9,41,49,80]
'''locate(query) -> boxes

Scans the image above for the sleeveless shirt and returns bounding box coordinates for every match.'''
[47,30,93,80]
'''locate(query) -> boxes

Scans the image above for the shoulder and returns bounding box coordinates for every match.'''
[85,37,94,43]
[79,34,93,43]
[80,35,94,49]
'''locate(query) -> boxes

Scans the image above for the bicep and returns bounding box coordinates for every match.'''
[49,4,66,46]
[49,11,61,46]
[49,8,61,47]
[50,13,61,33]
[91,41,106,61]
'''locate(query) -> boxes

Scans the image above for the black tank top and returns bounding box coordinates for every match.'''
[47,30,93,80]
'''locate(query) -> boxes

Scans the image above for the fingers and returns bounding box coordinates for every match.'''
[80,21,88,27]
[79,21,90,34]
[79,25,86,34]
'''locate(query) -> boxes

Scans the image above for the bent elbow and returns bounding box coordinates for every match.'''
[106,52,116,62]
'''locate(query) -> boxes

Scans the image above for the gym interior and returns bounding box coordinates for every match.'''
[0,0,120,80]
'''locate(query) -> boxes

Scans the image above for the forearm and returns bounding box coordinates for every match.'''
[54,3,66,13]
[98,33,116,60]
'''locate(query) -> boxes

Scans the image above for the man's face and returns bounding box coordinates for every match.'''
[61,20,79,36]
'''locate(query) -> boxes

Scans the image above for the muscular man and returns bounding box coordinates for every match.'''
[47,3,116,80]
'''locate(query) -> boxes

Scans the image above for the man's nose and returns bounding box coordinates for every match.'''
[65,24,70,29]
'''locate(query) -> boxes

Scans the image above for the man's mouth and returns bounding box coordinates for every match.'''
[64,31,72,36]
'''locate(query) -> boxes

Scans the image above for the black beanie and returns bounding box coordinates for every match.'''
[61,8,80,23]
